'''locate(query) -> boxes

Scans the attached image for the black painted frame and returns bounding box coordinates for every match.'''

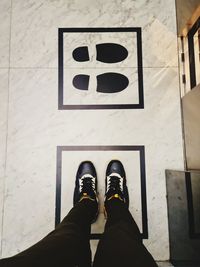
[185,172,200,239]
[188,17,200,89]
[55,145,148,239]
[58,27,144,109]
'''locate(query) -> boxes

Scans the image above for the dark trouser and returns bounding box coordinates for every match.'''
[0,199,158,267]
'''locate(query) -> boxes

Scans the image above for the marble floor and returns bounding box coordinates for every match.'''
[0,0,184,263]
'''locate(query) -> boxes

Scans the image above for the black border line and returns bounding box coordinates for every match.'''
[58,28,64,109]
[55,145,148,239]
[185,172,200,239]
[188,17,200,89]
[58,27,144,110]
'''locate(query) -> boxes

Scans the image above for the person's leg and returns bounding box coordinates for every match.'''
[94,198,158,267]
[93,160,158,267]
[0,199,96,267]
[0,161,99,267]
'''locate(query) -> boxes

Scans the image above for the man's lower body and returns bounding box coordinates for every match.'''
[0,160,158,267]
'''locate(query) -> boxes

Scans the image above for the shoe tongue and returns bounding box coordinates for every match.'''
[84,178,92,185]
[109,176,120,182]
[109,173,122,179]
[82,174,94,179]
[107,175,123,198]
[108,174,121,190]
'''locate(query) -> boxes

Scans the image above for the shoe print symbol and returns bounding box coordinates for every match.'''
[73,43,128,63]
[73,73,129,93]
[72,43,129,93]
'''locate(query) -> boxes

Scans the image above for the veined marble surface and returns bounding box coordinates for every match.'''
[0,0,11,68]
[0,0,184,262]
[0,0,11,256]
[63,31,138,68]
[61,150,143,235]
[0,69,9,256]
[63,67,139,105]
[1,67,184,260]
[10,0,178,68]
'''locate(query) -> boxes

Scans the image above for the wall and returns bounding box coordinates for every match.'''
[182,84,200,170]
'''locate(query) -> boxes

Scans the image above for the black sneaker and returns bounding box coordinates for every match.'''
[105,160,129,207]
[73,161,98,218]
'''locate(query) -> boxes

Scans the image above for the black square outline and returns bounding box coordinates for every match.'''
[55,145,148,239]
[58,27,144,110]
[185,172,200,239]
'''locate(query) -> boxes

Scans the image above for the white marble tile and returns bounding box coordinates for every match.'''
[10,0,122,68]
[10,0,178,68]
[63,68,139,105]
[120,0,179,67]
[0,69,9,257]
[62,149,143,259]
[1,69,58,257]
[60,150,143,234]
[2,67,184,261]
[0,0,11,68]
[63,31,137,68]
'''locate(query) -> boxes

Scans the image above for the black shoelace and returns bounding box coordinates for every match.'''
[81,177,95,194]
[108,176,122,193]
